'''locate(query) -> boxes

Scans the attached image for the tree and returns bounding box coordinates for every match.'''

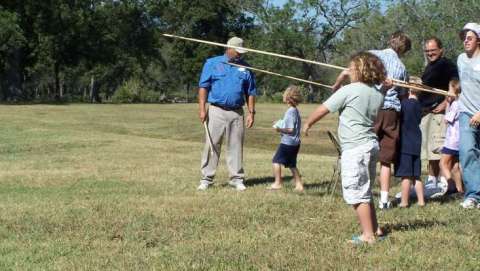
[247,0,377,101]
[151,0,256,101]
[337,0,480,76]
[0,8,25,100]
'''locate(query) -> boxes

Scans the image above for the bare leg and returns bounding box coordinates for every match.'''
[270,163,283,189]
[452,162,464,193]
[353,203,376,243]
[414,179,425,206]
[441,154,462,193]
[290,167,303,191]
[440,154,453,181]
[400,177,411,207]
[369,203,383,236]
[379,162,391,202]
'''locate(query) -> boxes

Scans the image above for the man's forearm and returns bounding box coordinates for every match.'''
[247,95,256,114]
[199,88,208,110]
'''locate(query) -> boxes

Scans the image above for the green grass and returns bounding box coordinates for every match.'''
[0,104,478,270]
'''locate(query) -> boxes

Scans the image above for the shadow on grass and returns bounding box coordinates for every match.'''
[386,192,463,206]
[245,177,334,193]
[244,176,292,186]
[304,181,333,190]
[383,219,447,234]
[428,192,463,204]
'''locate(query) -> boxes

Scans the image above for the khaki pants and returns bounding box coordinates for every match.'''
[420,112,446,161]
[200,105,245,183]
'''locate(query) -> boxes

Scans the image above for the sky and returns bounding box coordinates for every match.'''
[270,0,389,11]
[271,0,288,6]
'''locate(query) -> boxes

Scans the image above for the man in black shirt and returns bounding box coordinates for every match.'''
[418,37,458,189]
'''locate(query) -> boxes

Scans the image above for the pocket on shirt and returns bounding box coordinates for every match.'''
[212,72,226,80]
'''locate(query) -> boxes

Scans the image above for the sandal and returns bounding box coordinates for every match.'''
[348,235,371,245]
[348,235,386,245]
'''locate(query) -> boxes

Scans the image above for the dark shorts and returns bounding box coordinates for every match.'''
[272,143,300,168]
[374,109,400,164]
[442,147,459,157]
[395,153,421,178]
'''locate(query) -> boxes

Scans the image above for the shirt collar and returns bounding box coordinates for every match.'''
[223,53,244,64]
[427,57,444,66]
[222,54,229,62]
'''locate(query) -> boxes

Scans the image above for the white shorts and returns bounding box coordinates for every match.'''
[341,141,379,205]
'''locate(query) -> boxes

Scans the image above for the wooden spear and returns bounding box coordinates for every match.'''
[227,63,455,97]
[164,34,454,97]
[163,33,346,71]
[225,62,333,89]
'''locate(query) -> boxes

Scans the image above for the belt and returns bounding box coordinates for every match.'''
[211,103,242,111]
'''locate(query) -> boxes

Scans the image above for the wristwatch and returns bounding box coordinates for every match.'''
[249,109,256,114]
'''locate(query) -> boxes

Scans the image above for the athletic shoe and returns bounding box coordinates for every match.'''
[197,180,212,191]
[395,191,402,199]
[460,198,478,209]
[427,179,448,199]
[228,180,246,191]
[378,201,392,210]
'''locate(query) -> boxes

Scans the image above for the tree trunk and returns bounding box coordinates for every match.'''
[54,62,60,99]
[4,48,23,101]
[59,76,64,98]
[90,75,94,103]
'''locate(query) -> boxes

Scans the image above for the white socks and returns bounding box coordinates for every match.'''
[380,191,389,203]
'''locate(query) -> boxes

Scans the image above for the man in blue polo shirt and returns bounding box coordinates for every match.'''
[197,37,257,191]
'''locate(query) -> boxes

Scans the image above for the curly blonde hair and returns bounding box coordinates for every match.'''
[349,52,386,85]
[284,85,303,106]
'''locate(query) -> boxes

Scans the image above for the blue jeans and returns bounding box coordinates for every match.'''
[459,112,480,200]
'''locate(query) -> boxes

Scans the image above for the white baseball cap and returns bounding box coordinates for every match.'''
[227,37,247,54]
[460,22,480,39]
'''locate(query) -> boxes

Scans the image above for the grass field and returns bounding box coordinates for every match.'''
[0,103,478,270]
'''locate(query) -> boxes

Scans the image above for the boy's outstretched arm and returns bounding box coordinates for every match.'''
[303,105,330,136]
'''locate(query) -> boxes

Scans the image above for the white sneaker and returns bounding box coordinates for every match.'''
[228,180,246,191]
[460,198,478,209]
[197,180,212,191]
[378,201,392,210]
[395,191,402,199]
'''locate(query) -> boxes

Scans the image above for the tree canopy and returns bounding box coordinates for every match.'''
[0,0,478,103]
